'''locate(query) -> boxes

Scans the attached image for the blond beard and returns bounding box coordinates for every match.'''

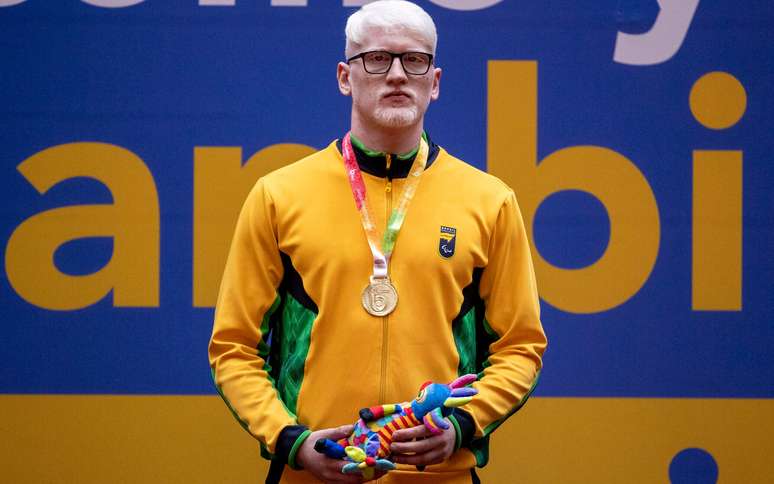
[373,105,420,128]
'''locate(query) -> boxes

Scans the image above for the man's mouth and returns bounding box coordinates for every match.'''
[384,91,411,99]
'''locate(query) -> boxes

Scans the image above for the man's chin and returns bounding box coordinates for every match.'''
[373,107,420,129]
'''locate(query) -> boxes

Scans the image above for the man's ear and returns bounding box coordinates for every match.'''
[337,62,352,96]
[430,67,442,101]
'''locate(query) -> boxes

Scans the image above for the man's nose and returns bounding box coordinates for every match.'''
[385,56,408,82]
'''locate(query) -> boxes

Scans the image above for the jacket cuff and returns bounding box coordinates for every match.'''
[275,425,311,470]
[449,409,476,451]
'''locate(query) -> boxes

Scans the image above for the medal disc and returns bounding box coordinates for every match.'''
[361,278,398,316]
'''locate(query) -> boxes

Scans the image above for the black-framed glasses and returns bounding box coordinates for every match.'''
[347,50,434,75]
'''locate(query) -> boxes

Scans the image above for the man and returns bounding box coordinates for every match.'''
[209,1,547,483]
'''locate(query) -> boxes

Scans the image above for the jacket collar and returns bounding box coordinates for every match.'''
[336,133,440,179]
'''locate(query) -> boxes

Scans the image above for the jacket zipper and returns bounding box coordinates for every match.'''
[380,154,392,403]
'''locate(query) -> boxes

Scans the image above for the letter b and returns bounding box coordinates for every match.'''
[487,61,660,313]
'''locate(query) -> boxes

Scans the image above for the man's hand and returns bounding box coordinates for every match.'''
[390,421,456,468]
[295,425,364,483]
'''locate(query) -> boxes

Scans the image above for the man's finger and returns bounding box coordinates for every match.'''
[391,446,446,466]
[321,424,355,440]
[390,434,441,454]
[365,470,387,482]
[391,425,431,441]
[324,461,362,483]
[323,470,362,483]
[335,424,355,435]
[330,472,363,483]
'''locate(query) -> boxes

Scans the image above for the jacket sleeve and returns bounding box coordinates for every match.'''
[461,190,547,440]
[208,179,310,465]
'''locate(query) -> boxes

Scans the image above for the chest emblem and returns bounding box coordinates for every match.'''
[439,226,457,258]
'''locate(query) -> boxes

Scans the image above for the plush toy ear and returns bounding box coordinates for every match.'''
[449,374,477,389]
[450,387,478,398]
[444,396,473,408]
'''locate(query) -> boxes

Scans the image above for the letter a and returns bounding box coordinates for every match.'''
[5,143,160,310]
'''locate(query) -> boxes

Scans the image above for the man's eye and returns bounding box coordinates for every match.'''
[370,53,388,62]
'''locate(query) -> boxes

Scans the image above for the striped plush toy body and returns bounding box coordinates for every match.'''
[314,374,479,479]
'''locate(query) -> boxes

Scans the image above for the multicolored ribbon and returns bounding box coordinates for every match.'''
[342,132,429,279]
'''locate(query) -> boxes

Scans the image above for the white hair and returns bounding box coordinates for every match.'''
[345,1,437,58]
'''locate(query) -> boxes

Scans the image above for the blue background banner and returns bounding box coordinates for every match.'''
[2,0,772,402]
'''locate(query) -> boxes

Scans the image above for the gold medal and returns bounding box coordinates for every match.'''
[342,133,427,318]
[361,277,398,316]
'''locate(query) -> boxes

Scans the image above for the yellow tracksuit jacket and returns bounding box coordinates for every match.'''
[209,137,547,483]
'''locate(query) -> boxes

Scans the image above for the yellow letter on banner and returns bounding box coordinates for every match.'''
[689,71,746,311]
[692,151,743,310]
[5,142,160,310]
[487,61,660,313]
[193,143,316,307]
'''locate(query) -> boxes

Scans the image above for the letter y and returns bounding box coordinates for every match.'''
[614,0,700,65]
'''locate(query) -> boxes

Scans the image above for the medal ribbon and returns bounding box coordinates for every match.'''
[342,132,429,279]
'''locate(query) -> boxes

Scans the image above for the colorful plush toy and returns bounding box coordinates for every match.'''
[314,374,478,479]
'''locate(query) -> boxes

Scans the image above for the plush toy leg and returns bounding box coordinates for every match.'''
[365,433,381,458]
[314,438,347,459]
[359,403,402,422]
[422,408,449,435]
[375,459,396,471]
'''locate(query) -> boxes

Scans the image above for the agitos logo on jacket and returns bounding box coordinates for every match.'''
[439,226,457,258]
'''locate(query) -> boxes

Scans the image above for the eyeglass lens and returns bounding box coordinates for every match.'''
[363,51,431,75]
